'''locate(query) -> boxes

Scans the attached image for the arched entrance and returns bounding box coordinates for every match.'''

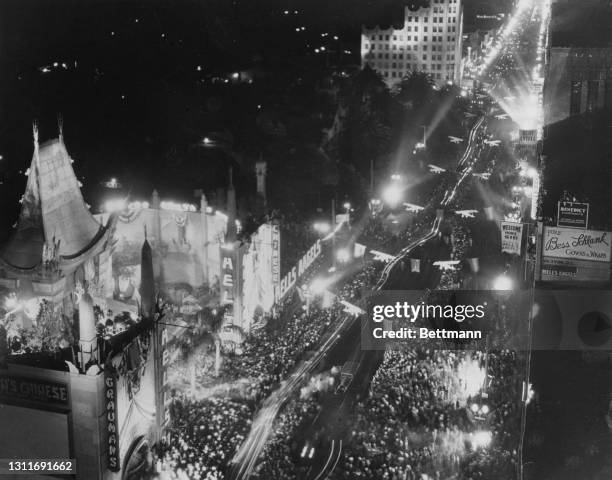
[122,435,152,480]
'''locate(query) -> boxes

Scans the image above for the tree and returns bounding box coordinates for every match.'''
[19,300,75,353]
[394,71,435,109]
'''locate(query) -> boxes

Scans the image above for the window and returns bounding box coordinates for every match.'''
[423,54,427,60]
[570,80,582,115]
[379,35,383,40]
[393,35,397,41]
[385,35,390,40]
[587,80,600,111]
[424,26,428,32]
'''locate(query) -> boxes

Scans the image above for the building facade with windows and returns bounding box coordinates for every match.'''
[543,0,612,125]
[361,0,463,86]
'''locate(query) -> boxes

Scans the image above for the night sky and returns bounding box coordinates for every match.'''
[0,0,512,236]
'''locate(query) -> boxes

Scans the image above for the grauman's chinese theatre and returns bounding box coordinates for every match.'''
[0,124,166,480]
[0,122,115,315]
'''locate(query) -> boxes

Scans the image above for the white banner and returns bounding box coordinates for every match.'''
[501,222,524,255]
[543,227,611,263]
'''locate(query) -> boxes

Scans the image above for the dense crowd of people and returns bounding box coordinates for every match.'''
[151,392,252,479]
[149,128,529,479]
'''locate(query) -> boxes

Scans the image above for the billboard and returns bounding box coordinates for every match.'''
[543,227,611,262]
[557,201,589,229]
[541,257,610,283]
[242,224,278,330]
[541,227,611,283]
[275,239,322,302]
[501,222,523,255]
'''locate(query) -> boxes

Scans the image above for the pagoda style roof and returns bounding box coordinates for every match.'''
[1,133,107,271]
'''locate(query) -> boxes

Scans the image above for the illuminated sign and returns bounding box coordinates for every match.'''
[543,227,611,263]
[275,240,321,302]
[531,174,540,220]
[221,250,235,305]
[271,224,280,286]
[501,222,523,255]
[557,201,589,229]
[104,372,120,472]
[0,375,68,407]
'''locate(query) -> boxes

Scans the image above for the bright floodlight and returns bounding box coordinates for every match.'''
[203,137,212,145]
[309,278,329,295]
[493,274,513,291]
[314,222,331,234]
[104,199,127,213]
[336,248,350,263]
[343,202,351,210]
[472,431,492,449]
[382,183,403,207]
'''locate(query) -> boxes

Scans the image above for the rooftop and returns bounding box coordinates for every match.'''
[549,0,612,48]
[0,135,105,271]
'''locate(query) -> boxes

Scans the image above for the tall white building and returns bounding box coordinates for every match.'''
[361,0,464,86]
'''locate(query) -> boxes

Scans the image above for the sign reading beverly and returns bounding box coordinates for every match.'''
[557,201,589,229]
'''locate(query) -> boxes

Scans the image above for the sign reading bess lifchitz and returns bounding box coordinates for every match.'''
[543,227,611,262]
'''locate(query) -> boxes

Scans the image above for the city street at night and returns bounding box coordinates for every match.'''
[1,1,612,480]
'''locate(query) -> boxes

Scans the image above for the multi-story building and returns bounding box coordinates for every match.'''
[361,0,464,86]
[543,0,612,125]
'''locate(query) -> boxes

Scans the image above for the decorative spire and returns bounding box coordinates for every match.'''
[57,114,64,143]
[32,121,39,158]
[226,167,237,241]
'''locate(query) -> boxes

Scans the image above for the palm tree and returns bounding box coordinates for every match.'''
[394,71,435,109]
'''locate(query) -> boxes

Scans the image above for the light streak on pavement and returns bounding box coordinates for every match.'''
[230,110,488,479]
